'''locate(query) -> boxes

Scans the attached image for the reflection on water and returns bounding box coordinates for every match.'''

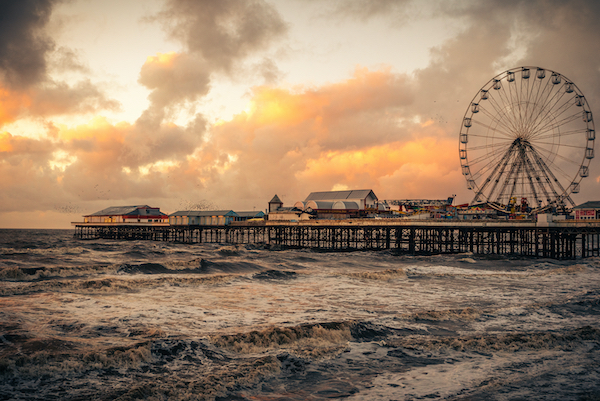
[1,229,599,400]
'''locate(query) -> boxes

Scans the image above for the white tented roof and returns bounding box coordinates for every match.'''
[332,201,359,210]
[305,201,334,210]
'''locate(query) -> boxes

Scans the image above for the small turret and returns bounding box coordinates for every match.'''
[268,195,283,212]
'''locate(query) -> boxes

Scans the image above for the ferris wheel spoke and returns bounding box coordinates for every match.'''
[470,149,510,169]
[529,77,554,121]
[521,77,536,127]
[534,141,587,150]
[487,89,515,126]
[533,111,583,136]
[477,111,517,137]
[532,128,587,142]
[469,146,513,177]
[496,87,524,133]
[486,93,520,133]
[531,99,577,132]
[477,109,517,137]
[471,117,514,138]
[468,142,512,152]
[531,93,578,132]
[525,76,551,130]
[466,133,513,141]
[528,85,568,132]
[534,145,583,170]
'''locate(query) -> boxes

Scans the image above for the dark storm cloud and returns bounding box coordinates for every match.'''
[0,0,58,88]
[0,0,122,124]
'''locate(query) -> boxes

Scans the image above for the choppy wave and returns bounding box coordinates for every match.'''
[211,322,352,355]
[404,307,482,322]
[344,268,406,281]
[252,270,299,281]
[0,274,237,296]
[388,325,600,352]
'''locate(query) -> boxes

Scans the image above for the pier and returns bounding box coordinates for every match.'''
[74,221,600,259]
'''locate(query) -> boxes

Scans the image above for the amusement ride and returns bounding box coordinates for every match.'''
[459,66,595,214]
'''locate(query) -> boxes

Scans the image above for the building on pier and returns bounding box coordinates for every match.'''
[573,201,600,220]
[169,210,237,226]
[293,189,381,219]
[267,194,311,221]
[169,210,267,226]
[234,211,266,221]
[79,205,169,225]
[268,195,283,212]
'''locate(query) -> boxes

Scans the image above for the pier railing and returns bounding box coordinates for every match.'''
[73,222,600,259]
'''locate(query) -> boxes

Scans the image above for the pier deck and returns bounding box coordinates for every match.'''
[73,221,600,259]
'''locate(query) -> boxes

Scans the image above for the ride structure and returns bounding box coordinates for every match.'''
[459,66,595,214]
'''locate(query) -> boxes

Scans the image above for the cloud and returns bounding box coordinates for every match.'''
[154,0,287,72]
[137,52,212,125]
[0,0,120,126]
[136,0,289,126]
[0,0,56,89]
[320,0,414,23]
[193,67,450,205]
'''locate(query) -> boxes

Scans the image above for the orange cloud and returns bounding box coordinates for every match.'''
[138,51,211,117]
[0,87,31,126]
[144,52,179,67]
[0,132,13,152]
[299,138,453,180]
[58,116,129,143]
[0,67,468,225]
[201,67,464,205]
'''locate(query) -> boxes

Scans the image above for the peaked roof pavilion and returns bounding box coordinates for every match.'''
[305,189,377,201]
[86,205,167,217]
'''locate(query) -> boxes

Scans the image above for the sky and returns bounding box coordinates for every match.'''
[1,0,599,228]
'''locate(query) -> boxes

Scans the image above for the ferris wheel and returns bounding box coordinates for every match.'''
[459,66,595,213]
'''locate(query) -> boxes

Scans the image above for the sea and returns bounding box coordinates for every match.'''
[1,228,599,400]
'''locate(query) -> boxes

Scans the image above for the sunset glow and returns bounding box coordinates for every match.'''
[0,0,598,228]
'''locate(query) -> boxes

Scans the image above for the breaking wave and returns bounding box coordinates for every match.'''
[388,325,600,352]
[211,322,352,355]
[252,270,299,281]
[404,307,482,322]
[0,274,237,296]
[344,268,406,281]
